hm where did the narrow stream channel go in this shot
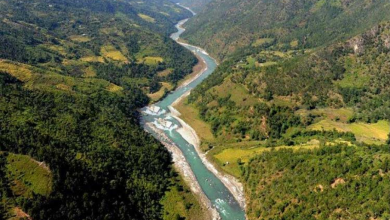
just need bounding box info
[140,8,246,220]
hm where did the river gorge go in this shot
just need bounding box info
[140,6,246,220]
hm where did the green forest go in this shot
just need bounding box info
[188,22,390,145]
[2,0,390,219]
[244,144,390,219]
[173,0,390,219]
[0,71,170,219]
[182,0,390,61]
[0,0,203,219]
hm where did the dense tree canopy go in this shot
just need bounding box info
[0,71,173,219]
[244,144,390,219]
[182,0,390,61]
[0,0,197,218]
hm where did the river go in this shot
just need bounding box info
[140,7,246,220]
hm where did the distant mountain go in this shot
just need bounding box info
[182,0,390,61]
[0,0,201,219]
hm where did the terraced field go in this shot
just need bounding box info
[309,120,389,145]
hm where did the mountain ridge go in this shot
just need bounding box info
[182,0,390,61]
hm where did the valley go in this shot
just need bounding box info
[1,0,390,219]
[141,15,246,219]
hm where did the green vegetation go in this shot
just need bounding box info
[183,0,390,61]
[137,56,164,65]
[244,144,390,219]
[0,0,203,219]
[100,45,128,62]
[214,141,319,177]
[148,82,174,102]
[0,153,11,219]
[188,23,390,145]
[3,0,390,219]
[175,1,390,218]
[174,97,215,151]
[161,174,211,220]
[138,13,156,23]
[309,120,389,145]
[0,69,170,219]
[6,154,52,198]
[0,0,197,96]
[252,38,274,47]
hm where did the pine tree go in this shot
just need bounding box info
[387,133,390,145]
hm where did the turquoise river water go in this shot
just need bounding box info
[140,10,246,220]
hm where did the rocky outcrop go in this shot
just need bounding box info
[348,37,365,55]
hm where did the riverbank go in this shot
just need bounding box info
[168,8,246,212]
[141,6,246,219]
[169,99,247,209]
[147,40,219,220]
[177,54,207,89]
[174,19,220,66]
[145,122,220,220]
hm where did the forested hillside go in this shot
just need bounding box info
[189,22,390,145]
[0,0,196,93]
[0,0,202,219]
[183,0,390,61]
[175,1,390,218]
[244,144,390,219]
[0,71,168,219]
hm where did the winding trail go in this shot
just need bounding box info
[140,5,246,220]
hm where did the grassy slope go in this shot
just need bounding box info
[161,174,211,220]
[148,82,173,102]
[6,154,52,198]
[174,97,216,151]
[309,120,389,145]
[0,0,196,97]
[3,153,52,218]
